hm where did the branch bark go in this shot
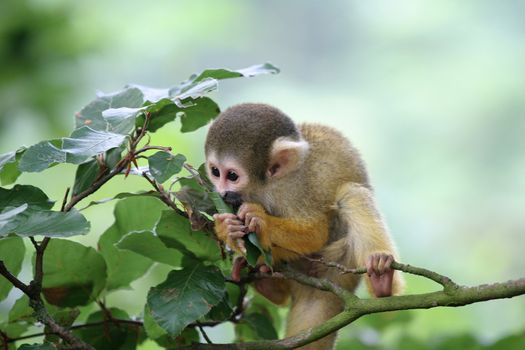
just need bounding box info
[178,263,525,350]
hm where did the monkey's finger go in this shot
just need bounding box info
[225,218,244,226]
[236,238,246,254]
[366,255,375,276]
[237,203,256,221]
[228,231,246,239]
[247,216,259,233]
[377,255,387,274]
[227,224,246,233]
[245,212,258,228]
[237,204,247,220]
[384,254,394,269]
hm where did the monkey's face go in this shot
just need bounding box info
[206,152,250,209]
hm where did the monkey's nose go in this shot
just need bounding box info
[222,191,243,212]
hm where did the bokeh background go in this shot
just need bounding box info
[1,0,524,348]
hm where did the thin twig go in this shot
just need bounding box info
[29,237,39,250]
[61,187,71,211]
[303,256,366,274]
[134,145,172,156]
[196,322,213,344]
[0,260,29,295]
[305,257,459,292]
[30,237,50,297]
[6,319,143,343]
[141,171,187,216]
[0,331,8,350]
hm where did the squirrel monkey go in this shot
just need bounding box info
[205,103,404,350]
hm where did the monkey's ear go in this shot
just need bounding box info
[267,138,309,179]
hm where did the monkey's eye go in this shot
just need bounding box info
[211,166,220,177]
[226,170,239,182]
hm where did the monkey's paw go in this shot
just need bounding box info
[366,252,394,298]
[237,203,271,249]
[213,212,247,253]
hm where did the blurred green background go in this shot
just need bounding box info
[1,0,524,348]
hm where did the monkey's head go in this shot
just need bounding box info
[205,103,309,208]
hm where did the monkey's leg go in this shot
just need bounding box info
[286,283,343,350]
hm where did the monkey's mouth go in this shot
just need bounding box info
[222,191,243,212]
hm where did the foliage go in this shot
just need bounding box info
[0,63,281,349]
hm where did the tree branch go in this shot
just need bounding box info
[177,262,525,350]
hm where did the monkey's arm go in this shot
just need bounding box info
[237,203,330,261]
[336,183,405,296]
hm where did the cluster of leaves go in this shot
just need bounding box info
[0,63,281,349]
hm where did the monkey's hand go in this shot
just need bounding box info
[366,252,394,298]
[237,203,271,249]
[213,213,247,254]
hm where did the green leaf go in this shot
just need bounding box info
[0,148,26,185]
[137,96,220,133]
[102,106,145,134]
[0,236,25,302]
[0,184,54,210]
[148,151,186,183]
[140,99,180,132]
[144,306,200,348]
[156,210,221,262]
[0,322,28,344]
[128,85,169,103]
[62,126,127,164]
[0,186,63,236]
[75,308,142,350]
[18,140,65,173]
[0,151,16,169]
[0,207,90,238]
[105,146,124,169]
[243,233,262,267]
[174,79,218,100]
[75,87,144,131]
[179,97,221,133]
[9,295,33,323]
[193,62,280,82]
[0,205,29,235]
[143,305,167,339]
[202,295,233,323]
[116,230,184,266]
[209,192,233,214]
[147,264,225,336]
[39,239,107,307]
[99,225,153,292]
[237,312,278,340]
[247,232,272,267]
[98,196,165,290]
[72,159,100,196]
